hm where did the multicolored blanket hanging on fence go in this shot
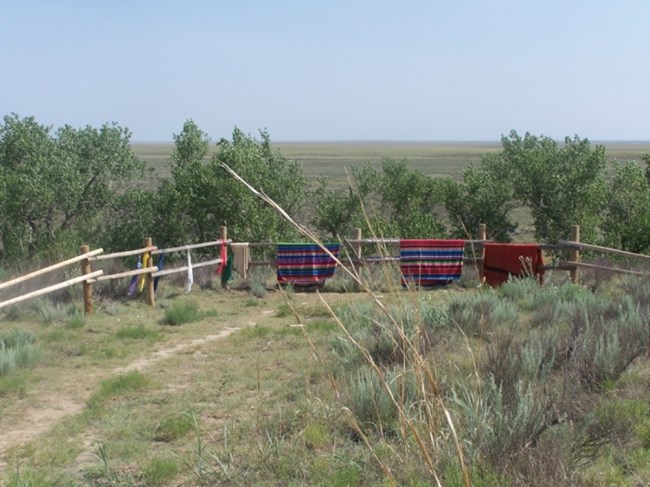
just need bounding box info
[276,243,340,286]
[400,239,465,287]
[482,243,544,287]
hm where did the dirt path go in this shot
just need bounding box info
[0,307,275,478]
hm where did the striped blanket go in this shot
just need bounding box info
[276,243,341,286]
[400,239,465,287]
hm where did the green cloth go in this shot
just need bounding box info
[220,248,234,286]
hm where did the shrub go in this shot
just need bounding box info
[347,365,418,433]
[450,377,552,468]
[0,329,38,376]
[142,456,179,486]
[447,292,518,337]
[161,301,202,326]
[153,412,195,442]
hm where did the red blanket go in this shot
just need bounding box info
[483,243,544,287]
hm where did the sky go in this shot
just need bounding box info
[1,0,649,142]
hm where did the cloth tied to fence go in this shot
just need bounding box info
[216,240,228,276]
[276,243,340,286]
[127,258,142,297]
[400,239,465,287]
[137,251,151,293]
[185,251,194,293]
[230,243,250,278]
[483,243,544,287]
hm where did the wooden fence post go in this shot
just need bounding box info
[353,227,362,292]
[145,237,155,307]
[478,223,487,281]
[220,226,228,289]
[569,225,580,283]
[80,245,94,314]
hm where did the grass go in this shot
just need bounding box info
[5,134,650,484]
[1,276,650,485]
[160,300,203,326]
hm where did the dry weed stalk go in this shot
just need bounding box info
[221,162,471,487]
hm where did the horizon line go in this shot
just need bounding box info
[131,139,650,145]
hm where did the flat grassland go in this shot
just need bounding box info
[134,140,650,185]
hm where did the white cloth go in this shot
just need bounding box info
[185,251,194,293]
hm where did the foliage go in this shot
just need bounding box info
[213,127,308,242]
[601,161,650,252]
[311,158,447,239]
[498,131,606,243]
[443,155,518,241]
[161,300,203,326]
[375,158,447,237]
[0,328,38,376]
[168,120,214,244]
[310,162,380,238]
[0,114,144,262]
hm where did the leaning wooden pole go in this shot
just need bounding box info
[569,225,580,283]
[80,245,94,314]
[145,238,156,307]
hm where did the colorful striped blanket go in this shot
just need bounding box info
[400,239,465,287]
[276,243,341,286]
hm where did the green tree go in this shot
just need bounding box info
[375,159,447,238]
[310,163,381,239]
[643,154,650,185]
[443,154,518,241]
[601,161,650,253]
[168,120,213,243]
[499,131,606,243]
[310,159,448,239]
[0,114,144,262]
[213,128,307,242]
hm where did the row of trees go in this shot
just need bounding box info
[2,113,650,266]
[0,115,306,265]
[314,131,650,253]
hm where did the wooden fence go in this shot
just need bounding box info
[1,224,649,314]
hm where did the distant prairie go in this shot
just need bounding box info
[132,140,650,184]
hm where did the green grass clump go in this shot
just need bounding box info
[4,468,52,487]
[161,301,203,326]
[153,412,196,442]
[0,329,39,376]
[116,324,160,341]
[88,371,151,410]
[142,456,180,486]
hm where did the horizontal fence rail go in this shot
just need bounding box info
[151,239,230,255]
[557,240,650,262]
[90,246,155,261]
[152,258,223,278]
[4,223,650,314]
[0,248,104,292]
[90,266,160,283]
[0,270,104,310]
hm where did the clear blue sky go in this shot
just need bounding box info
[2,0,649,142]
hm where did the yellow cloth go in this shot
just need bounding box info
[137,252,151,293]
[230,243,250,279]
